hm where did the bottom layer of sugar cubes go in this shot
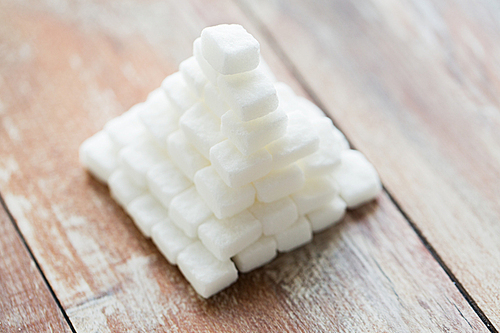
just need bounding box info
[79,23,382,298]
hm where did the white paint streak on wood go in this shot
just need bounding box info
[2,117,22,142]
[67,295,114,333]
[0,156,19,183]
[4,193,33,238]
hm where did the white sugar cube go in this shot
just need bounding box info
[104,105,149,149]
[201,24,260,75]
[232,236,277,273]
[299,117,344,177]
[267,112,320,170]
[333,127,350,151]
[253,163,305,203]
[275,82,298,112]
[146,160,191,208]
[194,38,219,85]
[202,82,229,117]
[167,130,210,181]
[220,108,288,156]
[179,56,207,97]
[334,150,381,208]
[210,140,272,188]
[118,139,169,187]
[312,117,350,151]
[108,169,146,207]
[138,89,179,149]
[179,102,226,159]
[151,219,194,265]
[79,131,118,183]
[248,197,298,235]
[169,187,213,238]
[161,72,197,115]
[198,210,262,261]
[217,69,279,121]
[194,166,256,219]
[296,96,325,118]
[275,216,312,252]
[127,194,168,237]
[307,196,346,232]
[291,176,338,215]
[257,57,277,82]
[144,88,171,112]
[177,241,238,298]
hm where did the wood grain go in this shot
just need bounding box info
[237,0,500,327]
[0,0,492,331]
[0,201,72,332]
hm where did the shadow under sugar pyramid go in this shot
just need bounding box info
[79,24,382,298]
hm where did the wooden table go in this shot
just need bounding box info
[1,0,499,331]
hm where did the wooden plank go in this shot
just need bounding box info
[0,0,489,331]
[0,201,73,332]
[237,0,500,327]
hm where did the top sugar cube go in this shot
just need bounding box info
[201,24,260,75]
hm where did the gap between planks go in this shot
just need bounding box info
[232,1,499,332]
[0,193,78,333]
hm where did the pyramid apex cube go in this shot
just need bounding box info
[201,24,260,75]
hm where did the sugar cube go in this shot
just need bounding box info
[194,38,219,85]
[313,116,349,149]
[248,197,298,235]
[210,140,272,188]
[104,104,149,149]
[253,163,305,203]
[126,194,169,237]
[275,216,313,252]
[161,72,197,115]
[118,139,169,187]
[266,112,319,170]
[295,96,325,118]
[201,24,260,75]
[291,176,338,215]
[177,241,238,298]
[144,87,172,112]
[167,130,210,181]
[79,131,118,183]
[275,82,298,112]
[333,127,350,151]
[220,108,288,156]
[202,82,229,117]
[194,166,256,219]
[257,57,277,82]
[179,56,207,97]
[179,102,226,159]
[217,68,279,121]
[138,89,179,149]
[299,117,344,177]
[108,169,146,207]
[146,160,191,208]
[169,186,213,238]
[307,196,346,232]
[198,210,262,261]
[333,150,381,208]
[232,236,277,273]
[151,219,194,265]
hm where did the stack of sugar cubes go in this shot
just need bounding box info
[79,24,381,298]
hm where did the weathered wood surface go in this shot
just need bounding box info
[0,201,72,332]
[0,0,496,331]
[237,0,500,327]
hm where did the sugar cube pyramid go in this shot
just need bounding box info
[79,24,382,298]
